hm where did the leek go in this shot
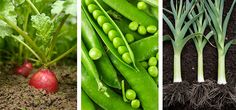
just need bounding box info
[204,0,236,84]
[163,0,202,82]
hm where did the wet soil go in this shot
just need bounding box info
[163,0,236,110]
[0,63,77,110]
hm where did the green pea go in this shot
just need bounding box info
[129,21,139,31]
[92,10,103,19]
[89,47,102,60]
[131,99,140,109]
[125,34,134,43]
[102,23,113,34]
[97,16,108,26]
[87,4,98,13]
[108,30,118,41]
[138,25,147,35]
[137,2,147,10]
[148,66,158,77]
[148,57,157,66]
[125,89,136,100]
[141,61,148,69]
[122,52,132,64]
[85,0,93,5]
[147,25,157,33]
[118,46,128,54]
[113,37,124,48]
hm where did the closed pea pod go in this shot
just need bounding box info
[108,52,158,110]
[82,10,120,89]
[82,90,96,110]
[103,0,157,27]
[130,33,158,61]
[82,64,134,110]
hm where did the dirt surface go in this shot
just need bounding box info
[163,0,236,109]
[0,63,77,110]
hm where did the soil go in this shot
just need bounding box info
[0,62,77,110]
[163,0,236,110]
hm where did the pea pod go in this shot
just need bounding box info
[102,0,157,27]
[82,2,138,70]
[82,64,134,110]
[82,9,120,89]
[114,18,143,40]
[108,52,158,110]
[130,33,158,61]
[82,90,96,110]
[81,41,107,92]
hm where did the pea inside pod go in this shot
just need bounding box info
[83,0,137,68]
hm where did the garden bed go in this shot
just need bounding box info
[163,0,236,109]
[0,63,77,110]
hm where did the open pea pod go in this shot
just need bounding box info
[103,0,157,27]
[82,0,138,70]
[81,41,107,93]
[130,33,158,61]
[82,9,120,89]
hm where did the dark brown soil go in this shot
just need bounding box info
[0,63,77,110]
[163,0,236,110]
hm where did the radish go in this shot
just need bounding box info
[29,69,58,93]
[16,60,33,77]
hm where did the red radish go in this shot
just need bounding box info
[29,69,58,93]
[16,60,33,77]
[23,60,33,71]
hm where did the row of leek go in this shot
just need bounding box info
[164,0,236,85]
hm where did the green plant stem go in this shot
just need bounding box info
[48,15,69,57]
[217,49,226,84]
[44,44,76,67]
[26,0,40,15]
[197,50,204,82]
[0,16,46,63]
[11,35,42,62]
[173,51,182,82]
[121,80,128,102]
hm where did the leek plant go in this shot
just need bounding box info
[163,0,202,82]
[188,2,214,82]
[204,0,236,84]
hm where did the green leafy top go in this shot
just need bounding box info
[0,0,16,38]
